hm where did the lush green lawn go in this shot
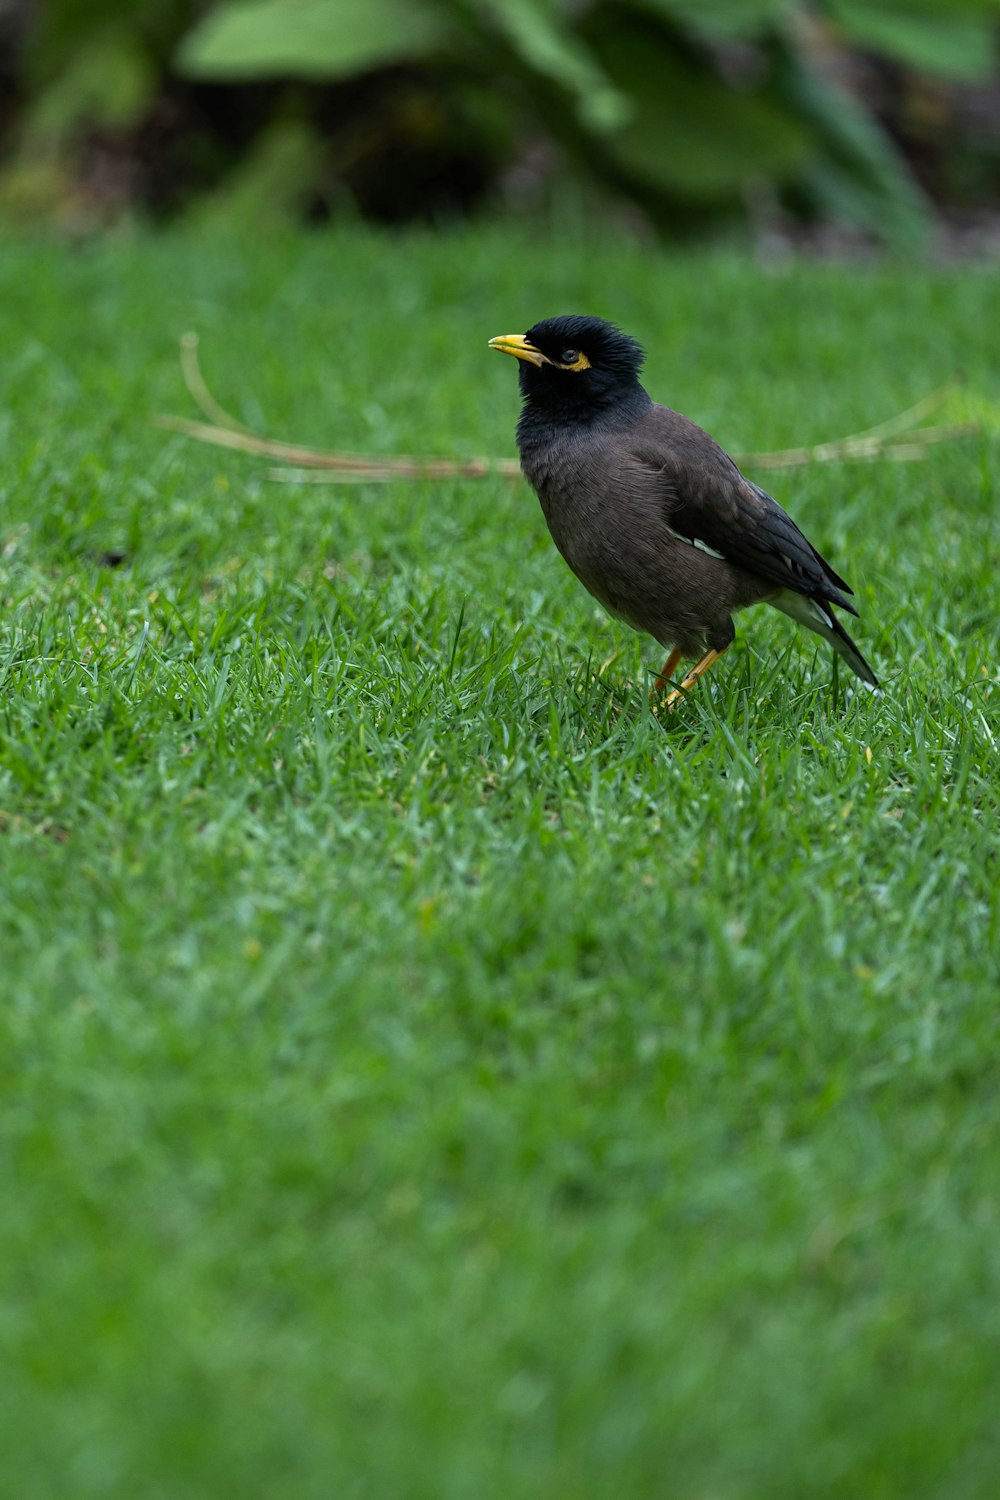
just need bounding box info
[1,226,997,1498]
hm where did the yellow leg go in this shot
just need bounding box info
[662,645,729,711]
[652,647,682,697]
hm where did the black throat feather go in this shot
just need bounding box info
[513,314,652,454]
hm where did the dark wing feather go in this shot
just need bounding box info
[633,404,858,616]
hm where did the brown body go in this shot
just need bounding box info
[490,315,878,700]
[522,405,775,660]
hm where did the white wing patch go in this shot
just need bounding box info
[771,589,832,633]
[664,525,726,561]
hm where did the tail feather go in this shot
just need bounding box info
[770,589,879,690]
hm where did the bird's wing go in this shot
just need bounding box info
[633,404,858,615]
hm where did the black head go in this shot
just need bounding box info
[489,315,647,423]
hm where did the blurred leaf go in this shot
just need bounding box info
[188,118,326,226]
[843,0,1000,15]
[23,1,198,78]
[631,0,796,41]
[467,0,631,129]
[26,32,157,136]
[774,38,934,248]
[583,13,812,200]
[827,3,998,82]
[177,0,449,80]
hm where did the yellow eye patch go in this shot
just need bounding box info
[555,351,591,372]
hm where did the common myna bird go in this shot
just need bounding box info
[489,315,878,707]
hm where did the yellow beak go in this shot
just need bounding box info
[488,333,546,367]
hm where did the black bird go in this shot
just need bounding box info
[489,315,878,708]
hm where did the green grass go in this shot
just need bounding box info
[0,225,998,1499]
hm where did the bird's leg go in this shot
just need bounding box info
[652,647,682,697]
[662,645,729,711]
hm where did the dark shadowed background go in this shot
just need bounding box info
[2,0,999,252]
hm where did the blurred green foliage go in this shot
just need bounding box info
[1,0,998,243]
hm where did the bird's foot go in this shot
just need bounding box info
[653,645,729,714]
[651,647,682,698]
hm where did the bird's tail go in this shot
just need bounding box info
[771,589,879,691]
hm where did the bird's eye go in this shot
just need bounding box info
[560,348,580,365]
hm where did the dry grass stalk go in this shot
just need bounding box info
[155,333,980,483]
